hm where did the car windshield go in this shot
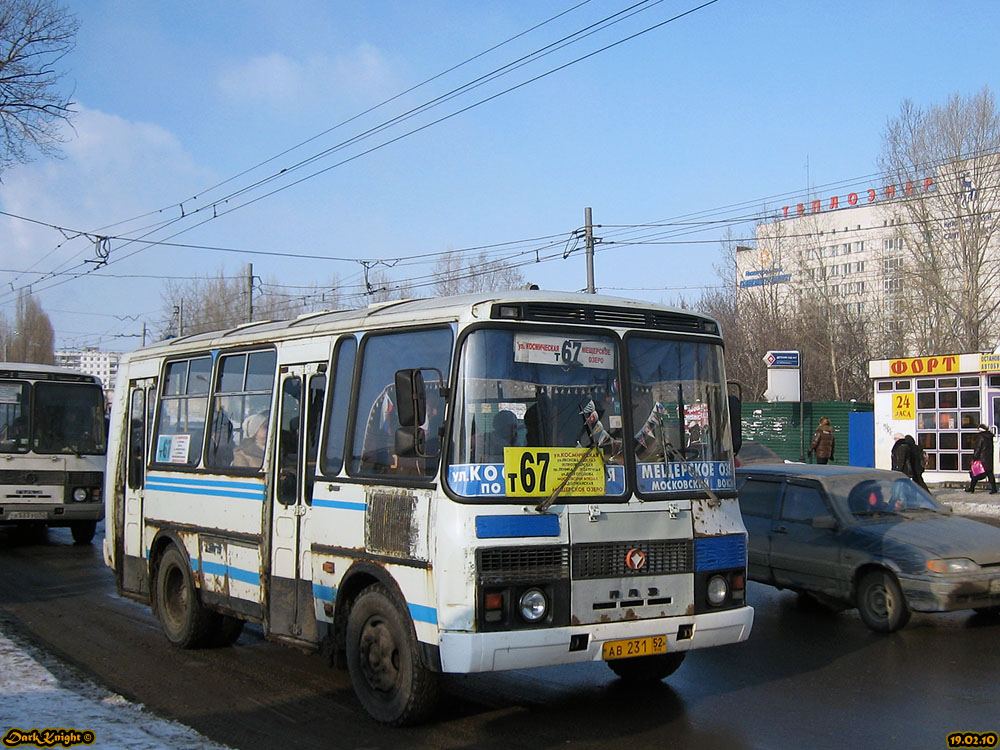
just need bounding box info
[447,327,626,501]
[828,475,942,517]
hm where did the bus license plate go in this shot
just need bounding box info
[6,511,47,520]
[602,635,667,661]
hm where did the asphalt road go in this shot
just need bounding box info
[1,522,998,750]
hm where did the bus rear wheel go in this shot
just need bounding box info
[154,545,217,648]
[70,520,96,545]
[346,584,439,725]
[607,652,686,682]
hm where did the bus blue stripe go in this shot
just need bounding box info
[408,603,437,624]
[312,584,336,602]
[312,498,367,511]
[146,483,265,501]
[199,559,261,586]
[146,475,266,491]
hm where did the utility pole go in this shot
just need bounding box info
[584,207,596,294]
[176,300,184,338]
[246,263,254,323]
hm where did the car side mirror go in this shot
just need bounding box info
[812,515,838,530]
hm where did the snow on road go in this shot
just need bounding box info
[0,628,230,750]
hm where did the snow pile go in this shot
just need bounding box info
[0,629,231,750]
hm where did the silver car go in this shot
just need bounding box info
[737,464,1000,632]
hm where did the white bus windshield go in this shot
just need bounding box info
[448,328,627,501]
[627,335,734,495]
[32,383,107,455]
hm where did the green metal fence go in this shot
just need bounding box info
[741,401,873,465]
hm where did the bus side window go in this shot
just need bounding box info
[153,356,212,468]
[127,389,145,489]
[350,328,452,479]
[320,336,357,477]
[205,350,277,472]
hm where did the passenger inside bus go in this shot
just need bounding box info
[482,409,518,462]
[233,411,269,469]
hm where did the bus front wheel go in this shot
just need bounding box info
[607,652,686,682]
[154,545,217,648]
[345,584,439,725]
[70,520,96,545]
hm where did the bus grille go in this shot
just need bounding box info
[477,546,569,585]
[572,540,693,579]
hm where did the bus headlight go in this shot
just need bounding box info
[72,488,89,502]
[519,588,548,622]
[706,575,729,606]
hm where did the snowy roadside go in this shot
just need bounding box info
[0,628,231,750]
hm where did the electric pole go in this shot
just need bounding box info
[584,206,596,294]
[246,263,254,323]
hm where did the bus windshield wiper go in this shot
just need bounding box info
[535,400,608,514]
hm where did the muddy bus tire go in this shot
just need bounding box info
[154,545,217,649]
[346,584,440,725]
[212,615,245,647]
[607,652,686,682]
[70,520,97,545]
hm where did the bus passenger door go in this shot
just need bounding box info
[121,378,155,595]
[269,365,326,641]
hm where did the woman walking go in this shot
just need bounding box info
[808,416,835,465]
[966,423,997,494]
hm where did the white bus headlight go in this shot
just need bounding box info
[707,575,729,606]
[519,588,548,622]
[72,488,89,502]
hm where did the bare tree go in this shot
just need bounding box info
[0,0,78,172]
[2,290,54,362]
[432,250,525,296]
[878,87,1000,353]
[159,269,341,339]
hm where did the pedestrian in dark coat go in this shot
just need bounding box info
[967,424,997,494]
[808,416,835,464]
[904,435,929,491]
[890,433,911,474]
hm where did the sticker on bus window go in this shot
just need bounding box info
[156,434,191,464]
[513,334,614,369]
[502,447,605,497]
[0,384,21,403]
[448,461,625,498]
[636,460,735,493]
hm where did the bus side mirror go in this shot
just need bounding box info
[395,369,428,459]
[728,393,742,456]
[395,369,426,428]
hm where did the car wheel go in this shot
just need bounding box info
[857,569,911,633]
[154,545,218,648]
[607,652,686,682]
[346,584,439,725]
[70,520,97,545]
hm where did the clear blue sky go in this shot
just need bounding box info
[2,0,998,350]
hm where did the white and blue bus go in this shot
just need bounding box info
[1,363,107,544]
[104,291,752,724]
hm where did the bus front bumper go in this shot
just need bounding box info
[438,604,753,673]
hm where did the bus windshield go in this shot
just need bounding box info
[627,335,734,495]
[32,383,107,455]
[448,327,626,501]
